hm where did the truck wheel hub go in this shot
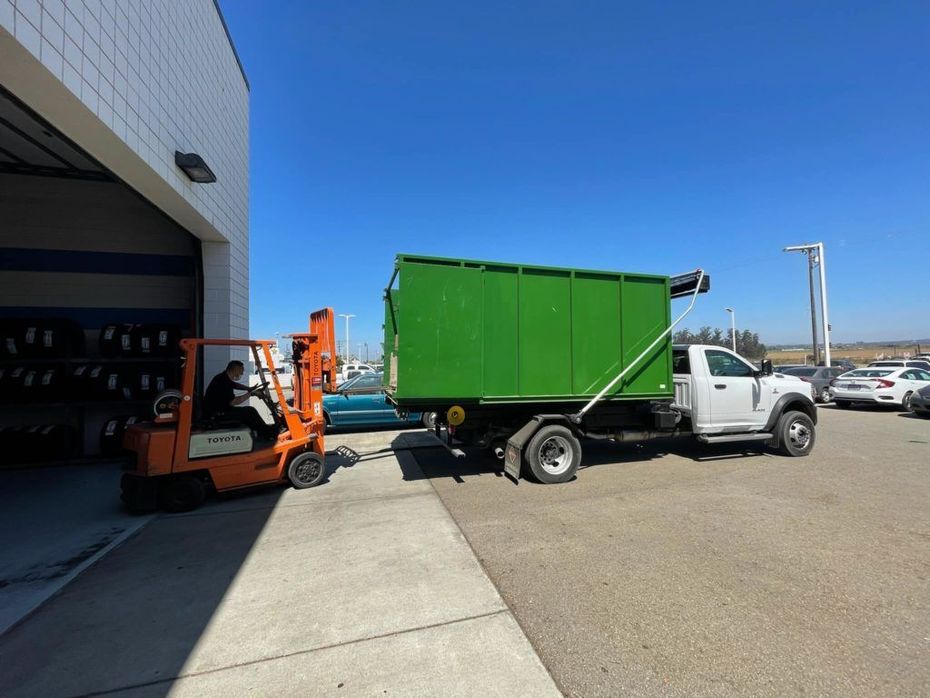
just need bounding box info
[539,436,572,474]
[788,421,811,449]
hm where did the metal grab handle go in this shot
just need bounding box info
[573,269,706,423]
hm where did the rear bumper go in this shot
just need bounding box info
[910,395,930,412]
[829,388,899,404]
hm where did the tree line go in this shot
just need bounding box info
[673,327,767,360]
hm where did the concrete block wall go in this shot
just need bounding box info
[1,0,250,369]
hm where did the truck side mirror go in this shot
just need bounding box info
[761,359,773,376]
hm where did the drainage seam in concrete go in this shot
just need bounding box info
[70,609,511,698]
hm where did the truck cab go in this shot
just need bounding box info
[672,344,817,447]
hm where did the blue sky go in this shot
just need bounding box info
[221,1,930,355]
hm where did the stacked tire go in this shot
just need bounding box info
[0,424,78,463]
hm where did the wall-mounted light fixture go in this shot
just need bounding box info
[174,151,216,183]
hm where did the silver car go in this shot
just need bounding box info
[780,366,845,403]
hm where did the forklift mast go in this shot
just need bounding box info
[289,308,337,422]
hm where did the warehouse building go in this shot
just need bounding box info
[0,0,249,462]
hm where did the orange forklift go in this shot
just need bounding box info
[120,308,338,513]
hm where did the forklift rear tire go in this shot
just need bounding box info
[288,452,327,489]
[160,475,206,513]
[524,424,581,484]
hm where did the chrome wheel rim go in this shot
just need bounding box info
[788,420,811,450]
[538,435,572,475]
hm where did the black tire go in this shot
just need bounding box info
[774,410,815,457]
[818,387,831,403]
[120,474,158,514]
[160,475,206,512]
[902,391,914,412]
[524,424,581,484]
[834,400,851,408]
[916,412,930,420]
[421,411,437,430]
[287,451,326,489]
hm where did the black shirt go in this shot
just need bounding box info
[204,372,236,416]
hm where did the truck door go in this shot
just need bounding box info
[702,349,769,429]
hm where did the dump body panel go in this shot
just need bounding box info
[385,255,673,404]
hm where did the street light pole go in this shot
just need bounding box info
[725,307,736,352]
[816,243,832,367]
[337,313,355,363]
[785,243,831,366]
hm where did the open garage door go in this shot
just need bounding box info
[0,87,201,463]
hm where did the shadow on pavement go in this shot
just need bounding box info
[0,486,286,698]
[392,434,768,486]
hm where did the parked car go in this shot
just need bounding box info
[780,366,846,403]
[323,372,433,429]
[868,359,930,371]
[338,362,376,383]
[909,385,930,418]
[827,359,856,372]
[774,364,807,373]
[830,367,930,410]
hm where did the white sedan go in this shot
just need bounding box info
[830,367,930,410]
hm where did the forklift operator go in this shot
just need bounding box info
[204,360,277,440]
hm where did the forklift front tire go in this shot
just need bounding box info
[160,475,206,513]
[288,452,327,489]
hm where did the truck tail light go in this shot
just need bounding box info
[875,379,895,389]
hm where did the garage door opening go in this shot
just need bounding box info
[0,86,203,465]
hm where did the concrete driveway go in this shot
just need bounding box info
[407,407,930,697]
[0,463,154,636]
[0,430,558,697]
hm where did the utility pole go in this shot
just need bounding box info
[785,243,831,366]
[807,252,819,365]
[817,243,832,367]
[337,313,355,363]
[725,308,736,352]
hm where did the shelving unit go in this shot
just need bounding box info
[0,321,185,464]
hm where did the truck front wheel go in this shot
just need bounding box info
[525,424,581,484]
[774,410,815,457]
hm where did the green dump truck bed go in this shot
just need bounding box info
[384,254,676,405]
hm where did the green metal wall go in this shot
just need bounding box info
[385,255,672,403]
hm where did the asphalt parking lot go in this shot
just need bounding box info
[410,406,930,697]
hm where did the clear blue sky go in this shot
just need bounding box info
[221,1,930,355]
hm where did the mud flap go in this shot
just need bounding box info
[504,417,546,482]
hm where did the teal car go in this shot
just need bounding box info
[323,372,431,429]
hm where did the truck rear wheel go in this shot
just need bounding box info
[525,424,581,484]
[774,410,815,457]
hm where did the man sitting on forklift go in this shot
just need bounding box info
[204,360,278,440]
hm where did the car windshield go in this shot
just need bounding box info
[844,369,893,378]
[784,368,817,377]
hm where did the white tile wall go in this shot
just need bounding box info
[2,0,250,369]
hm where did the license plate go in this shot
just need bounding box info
[845,384,862,390]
